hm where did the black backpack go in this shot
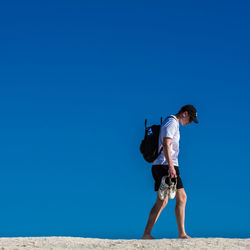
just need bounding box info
[140,116,175,163]
[139,117,163,163]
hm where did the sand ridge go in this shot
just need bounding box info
[0,237,249,249]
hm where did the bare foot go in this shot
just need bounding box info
[179,234,191,239]
[141,234,155,240]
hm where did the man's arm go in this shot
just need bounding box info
[162,137,177,178]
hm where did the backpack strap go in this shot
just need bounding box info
[167,115,177,121]
[158,146,163,155]
[157,116,163,155]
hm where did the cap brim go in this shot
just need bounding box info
[193,117,199,124]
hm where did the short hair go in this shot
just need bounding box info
[176,106,187,115]
[176,104,197,115]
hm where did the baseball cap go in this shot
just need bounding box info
[180,105,198,124]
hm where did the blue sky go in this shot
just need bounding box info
[0,0,249,239]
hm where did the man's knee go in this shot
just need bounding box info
[176,191,187,207]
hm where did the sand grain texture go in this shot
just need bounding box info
[0,237,249,250]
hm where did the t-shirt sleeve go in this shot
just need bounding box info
[162,119,177,139]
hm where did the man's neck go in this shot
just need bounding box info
[174,114,180,123]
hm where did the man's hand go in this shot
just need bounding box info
[168,166,177,178]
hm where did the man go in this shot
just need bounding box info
[142,104,198,239]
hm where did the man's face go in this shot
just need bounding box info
[182,111,193,126]
[187,115,193,125]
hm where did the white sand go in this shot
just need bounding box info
[0,237,249,250]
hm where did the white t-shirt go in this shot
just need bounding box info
[153,115,180,166]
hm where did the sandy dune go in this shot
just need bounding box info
[0,237,249,249]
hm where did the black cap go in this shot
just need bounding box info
[180,105,198,124]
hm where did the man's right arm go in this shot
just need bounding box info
[162,137,177,178]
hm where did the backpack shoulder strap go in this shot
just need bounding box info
[167,115,176,119]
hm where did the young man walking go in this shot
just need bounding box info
[142,105,198,239]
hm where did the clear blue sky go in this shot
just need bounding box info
[0,0,249,239]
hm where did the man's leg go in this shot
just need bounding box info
[175,188,190,239]
[142,194,168,239]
